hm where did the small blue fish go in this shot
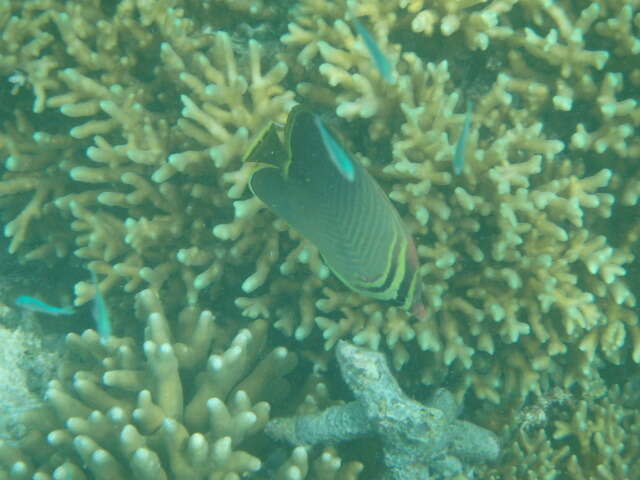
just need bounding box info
[15,296,74,316]
[91,271,111,341]
[313,115,356,182]
[453,99,474,175]
[352,17,394,83]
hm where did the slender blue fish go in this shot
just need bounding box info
[453,99,474,175]
[352,17,394,83]
[91,271,111,340]
[15,296,74,316]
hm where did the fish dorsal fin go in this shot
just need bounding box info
[244,121,287,170]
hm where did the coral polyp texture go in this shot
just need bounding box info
[0,0,638,478]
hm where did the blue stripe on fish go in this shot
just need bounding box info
[313,115,356,182]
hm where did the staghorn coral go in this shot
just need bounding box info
[0,0,638,477]
[1,0,636,392]
[487,374,640,479]
[0,0,296,314]
[280,0,639,406]
[0,289,323,479]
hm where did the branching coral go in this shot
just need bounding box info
[0,0,638,477]
[488,375,640,479]
[0,0,295,314]
[0,290,300,479]
[280,0,638,407]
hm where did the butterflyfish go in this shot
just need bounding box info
[351,16,394,83]
[15,296,74,316]
[453,99,474,175]
[245,106,425,319]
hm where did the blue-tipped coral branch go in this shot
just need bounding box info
[266,341,499,479]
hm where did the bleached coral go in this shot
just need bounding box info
[267,342,500,479]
